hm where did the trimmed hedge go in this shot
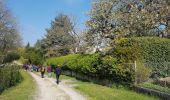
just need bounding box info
[47,53,134,85]
[109,37,170,78]
[0,64,22,93]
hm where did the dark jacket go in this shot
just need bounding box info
[55,67,61,75]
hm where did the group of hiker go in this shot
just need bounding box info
[23,64,39,72]
[23,64,62,84]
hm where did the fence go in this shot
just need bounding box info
[123,61,170,84]
[124,61,170,99]
[62,70,117,87]
[133,86,170,100]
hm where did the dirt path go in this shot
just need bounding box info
[30,72,86,100]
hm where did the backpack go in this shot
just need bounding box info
[56,68,61,75]
[41,67,45,72]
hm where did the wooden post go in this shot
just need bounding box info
[134,61,137,85]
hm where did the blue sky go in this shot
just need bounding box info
[7,0,91,46]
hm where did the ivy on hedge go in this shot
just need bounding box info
[109,37,170,78]
[46,53,134,85]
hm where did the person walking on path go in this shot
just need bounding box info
[25,64,29,71]
[55,65,61,84]
[40,66,46,78]
[47,65,52,78]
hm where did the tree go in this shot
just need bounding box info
[0,0,22,53]
[26,42,30,49]
[86,0,170,48]
[41,13,78,58]
[24,47,44,65]
[85,0,116,49]
[34,40,41,49]
[112,0,170,38]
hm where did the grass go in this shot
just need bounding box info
[75,82,158,100]
[57,75,158,100]
[139,82,170,94]
[49,72,76,80]
[0,70,36,100]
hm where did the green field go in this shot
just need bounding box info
[0,70,36,100]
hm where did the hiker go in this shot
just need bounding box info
[40,66,46,78]
[47,65,52,78]
[28,64,32,71]
[35,65,38,72]
[55,65,61,84]
[23,64,26,70]
[25,64,29,71]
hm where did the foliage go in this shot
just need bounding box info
[85,0,170,49]
[0,64,22,93]
[46,53,134,85]
[112,0,170,38]
[85,0,115,47]
[47,54,81,69]
[3,52,20,63]
[40,13,78,58]
[0,71,36,100]
[109,37,170,78]
[0,1,22,53]
[23,47,44,65]
[136,61,151,84]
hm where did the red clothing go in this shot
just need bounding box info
[47,66,52,73]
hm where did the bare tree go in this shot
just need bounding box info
[0,0,22,53]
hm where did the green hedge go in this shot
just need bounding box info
[0,64,22,93]
[109,37,170,78]
[46,53,134,85]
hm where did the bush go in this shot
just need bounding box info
[3,52,20,63]
[46,54,134,85]
[24,47,44,65]
[0,64,22,93]
[136,61,151,84]
[109,37,170,78]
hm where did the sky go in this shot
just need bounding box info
[6,0,91,46]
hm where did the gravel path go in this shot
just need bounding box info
[30,72,86,100]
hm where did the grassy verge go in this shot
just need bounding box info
[0,70,36,100]
[56,74,158,100]
[139,82,170,94]
[74,82,158,100]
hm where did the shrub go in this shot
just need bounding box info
[47,54,81,69]
[0,64,22,93]
[46,53,134,85]
[3,52,20,63]
[109,37,170,78]
[136,61,151,84]
[24,47,44,65]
